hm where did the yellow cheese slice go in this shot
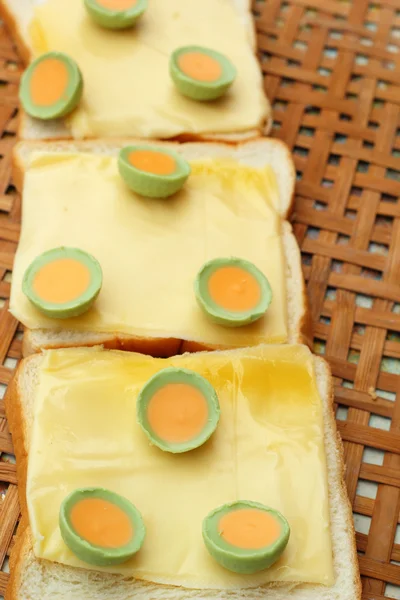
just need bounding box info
[10,152,288,347]
[29,0,268,138]
[27,344,334,588]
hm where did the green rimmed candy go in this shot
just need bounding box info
[84,0,147,29]
[137,367,220,454]
[22,247,102,319]
[19,52,83,120]
[202,501,290,574]
[118,145,191,198]
[170,46,236,101]
[59,487,146,566]
[194,257,272,328]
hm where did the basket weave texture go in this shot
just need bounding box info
[0,1,400,598]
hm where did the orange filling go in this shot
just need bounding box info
[70,498,133,548]
[147,383,208,443]
[178,52,222,83]
[30,58,69,107]
[208,266,261,312]
[219,509,281,550]
[96,0,138,9]
[33,258,91,304]
[128,150,176,176]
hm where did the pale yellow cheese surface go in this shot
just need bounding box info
[10,152,288,346]
[27,344,334,588]
[30,0,268,139]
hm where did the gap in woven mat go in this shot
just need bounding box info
[381,192,397,204]
[386,168,400,180]
[375,214,393,229]
[353,323,366,337]
[328,153,341,166]
[324,45,338,59]
[348,349,360,365]
[325,286,337,301]
[313,338,326,356]
[293,40,308,52]
[319,315,331,326]
[362,446,385,467]
[375,389,396,402]
[385,583,400,599]
[356,479,378,500]
[321,177,334,188]
[353,512,371,536]
[305,105,321,115]
[3,357,17,370]
[337,233,350,245]
[313,200,327,210]
[293,145,310,158]
[306,226,320,239]
[357,160,370,173]
[360,267,382,281]
[363,140,375,150]
[334,132,348,144]
[299,125,315,137]
[336,405,348,421]
[368,413,392,432]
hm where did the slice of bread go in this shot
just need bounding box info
[0,0,271,142]
[4,348,361,600]
[13,138,312,357]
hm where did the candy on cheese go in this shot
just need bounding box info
[28,0,268,138]
[10,152,288,347]
[27,344,334,588]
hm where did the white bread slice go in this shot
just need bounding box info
[13,138,312,357]
[4,348,361,600]
[0,0,271,142]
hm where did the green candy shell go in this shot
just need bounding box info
[59,487,146,566]
[137,367,220,453]
[118,145,191,198]
[194,257,272,328]
[20,52,83,120]
[84,0,147,29]
[170,46,236,101]
[22,247,102,319]
[202,501,290,574]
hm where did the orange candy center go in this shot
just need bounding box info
[147,383,209,443]
[33,258,91,304]
[128,150,177,176]
[208,266,261,312]
[96,0,138,10]
[219,509,281,550]
[178,52,222,83]
[30,58,69,107]
[70,498,133,548]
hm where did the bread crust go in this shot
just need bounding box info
[4,357,33,600]
[314,357,362,600]
[4,351,361,599]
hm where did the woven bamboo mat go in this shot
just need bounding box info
[0,0,399,598]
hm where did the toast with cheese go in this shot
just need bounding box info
[0,0,271,142]
[5,345,361,599]
[11,138,311,357]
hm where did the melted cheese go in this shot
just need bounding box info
[10,152,288,347]
[29,0,268,139]
[27,345,334,588]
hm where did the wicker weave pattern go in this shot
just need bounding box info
[0,1,399,598]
